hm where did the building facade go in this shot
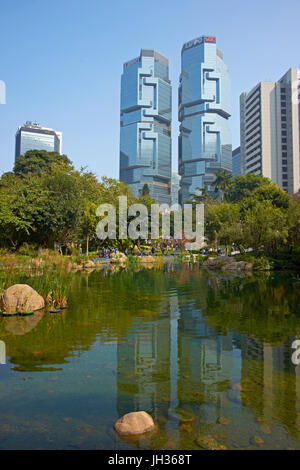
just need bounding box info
[232,146,241,177]
[120,49,172,205]
[240,68,300,194]
[171,171,181,206]
[178,36,232,203]
[15,121,62,161]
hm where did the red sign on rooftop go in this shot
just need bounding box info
[205,36,216,43]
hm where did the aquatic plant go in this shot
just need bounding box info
[126,255,141,268]
[196,254,205,264]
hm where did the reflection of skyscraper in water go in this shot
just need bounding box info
[116,284,238,425]
[269,337,300,438]
[177,300,234,423]
[116,299,171,422]
[116,292,183,445]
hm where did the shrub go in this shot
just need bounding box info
[18,243,38,257]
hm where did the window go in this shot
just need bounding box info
[282,160,287,165]
[282,138,287,143]
[282,167,287,172]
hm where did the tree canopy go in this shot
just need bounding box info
[1,150,300,260]
[14,150,73,176]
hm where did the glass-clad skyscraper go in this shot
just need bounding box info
[120,49,172,204]
[15,121,62,162]
[178,36,232,203]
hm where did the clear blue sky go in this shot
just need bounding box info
[1,0,299,179]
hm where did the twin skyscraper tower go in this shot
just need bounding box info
[119,36,232,205]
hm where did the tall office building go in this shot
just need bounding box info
[15,121,62,161]
[240,68,300,194]
[120,49,172,205]
[178,36,232,203]
[232,146,241,177]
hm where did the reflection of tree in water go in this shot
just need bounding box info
[197,272,300,345]
[0,265,300,445]
[0,267,171,372]
[195,271,300,440]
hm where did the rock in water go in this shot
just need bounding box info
[82,260,95,268]
[114,411,155,436]
[3,284,45,313]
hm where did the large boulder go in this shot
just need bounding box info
[203,256,253,271]
[111,253,127,263]
[203,256,233,268]
[2,284,45,313]
[81,260,95,269]
[114,411,155,436]
[237,261,253,271]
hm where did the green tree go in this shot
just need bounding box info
[189,186,209,203]
[213,170,232,201]
[287,201,300,252]
[252,183,290,208]
[292,190,300,203]
[243,201,288,255]
[14,150,73,176]
[205,203,241,250]
[80,201,98,254]
[141,183,150,197]
[226,173,271,202]
[0,172,48,247]
[37,167,83,248]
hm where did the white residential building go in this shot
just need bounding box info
[240,68,300,194]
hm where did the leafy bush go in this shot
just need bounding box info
[18,243,39,257]
[126,255,140,267]
[234,254,273,271]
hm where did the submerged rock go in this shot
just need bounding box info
[2,284,45,313]
[114,411,155,436]
[203,256,253,271]
[251,435,265,446]
[195,436,227,450]
[216,416,231,425]
[169,409,195,423]
[180,423,193,433]
[259,423,271,435]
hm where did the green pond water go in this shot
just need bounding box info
[0,264,300,450]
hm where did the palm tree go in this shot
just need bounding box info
[214,170,232,202]
[189,186,209,203]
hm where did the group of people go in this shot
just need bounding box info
[97,247,119,259]
[94,245,227,259]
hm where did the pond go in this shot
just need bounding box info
[0,264,299,450]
